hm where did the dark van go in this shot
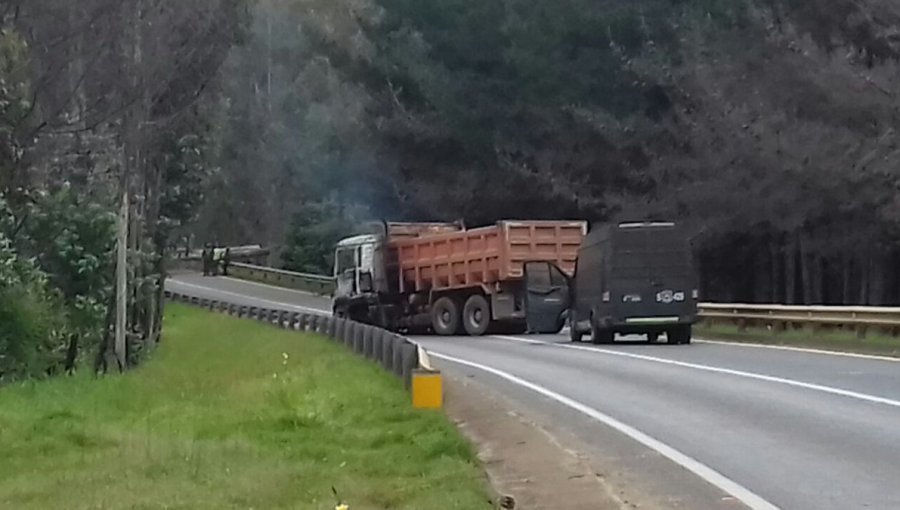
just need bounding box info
[568,222,698,345]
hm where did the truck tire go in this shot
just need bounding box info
[432,297,461,336]
[462,295,491,336]
[568,311,584,342]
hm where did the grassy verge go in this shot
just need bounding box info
[697,322,900,358]
[0,304,491,510]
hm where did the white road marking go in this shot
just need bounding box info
[167,279,330,315]
[493,335,900,410]
[695,339,900,363]
[430,351,780,510]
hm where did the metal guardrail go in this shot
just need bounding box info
[228,263,335,295]
[225,263,900,337]
[699,303,900,337]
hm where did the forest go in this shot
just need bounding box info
[201,0,900,306]
[2,0,900,379]
[0,0,248,380]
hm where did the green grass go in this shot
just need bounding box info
[0,304,492,510]
[698,322,900,358]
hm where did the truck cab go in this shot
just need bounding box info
[332,234,386,323]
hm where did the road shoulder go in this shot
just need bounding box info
[444,374,630,510]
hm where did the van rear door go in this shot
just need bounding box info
[610,227,695,323]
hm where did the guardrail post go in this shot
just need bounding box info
[342,320,353,346]
[248,306,258,319]
[354,323,365,354]
[316,316,327,334]
[372,329,384,363]
[400,343,418,389]
[362,326,374,358]
[334,318,344,341]
[164,290,173,299]
[209,300,218,311]
[181,294,190,303]
[392,338,405,377]
[379,330,394,370]
[327,317,337,339]
[287,312,298,330]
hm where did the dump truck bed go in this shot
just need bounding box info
[393,220,587,293]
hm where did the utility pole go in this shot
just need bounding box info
[114,190,129,370]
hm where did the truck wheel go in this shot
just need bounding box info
[432,297,461,336]
[568,312,584,343]
[462,295,491,336]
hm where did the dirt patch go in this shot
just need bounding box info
[445,375,630,510]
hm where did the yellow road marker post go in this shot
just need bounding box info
[412,369,443,409]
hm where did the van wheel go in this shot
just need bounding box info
[432,297,461,336]
[591,327,614,345]
[462,295,490,336]
[668,326,692,345]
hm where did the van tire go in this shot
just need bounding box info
[591,327,614,345]
[432,297,461,336]
[462,295,491,336]
[668,325,692,345]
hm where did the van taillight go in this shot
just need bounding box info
[692,289,699,300]
[602,291,611,302]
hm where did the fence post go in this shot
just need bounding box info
[289,312,300,330]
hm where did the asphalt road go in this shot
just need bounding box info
[167,274,900,510]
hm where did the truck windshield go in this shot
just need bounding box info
[336,247,356,274]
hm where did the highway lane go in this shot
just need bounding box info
[167,274,900,510]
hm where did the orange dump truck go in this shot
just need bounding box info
[332,220,587,335]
